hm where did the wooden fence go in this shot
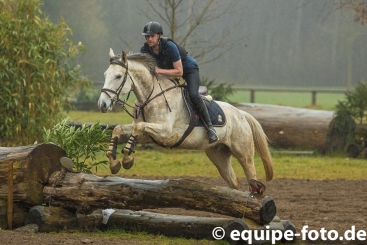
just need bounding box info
[93,82,346,106]
[232,88,346,106]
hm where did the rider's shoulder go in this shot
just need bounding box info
[162,38,179,52]
[161,37,175,46]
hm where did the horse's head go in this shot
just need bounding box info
[98,48,134,113]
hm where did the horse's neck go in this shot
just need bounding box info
[131,71,186,125]
[130,66,176,105]
[132,77,154,105]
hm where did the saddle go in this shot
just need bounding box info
[185,86,226,127]
[166,85,226,148]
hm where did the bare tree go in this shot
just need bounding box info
[311,0,367,88]
[139,0,246,65]
[318,0,367,25]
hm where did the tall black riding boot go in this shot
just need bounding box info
[194,99,219,144]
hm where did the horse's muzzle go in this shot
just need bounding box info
[98,99,108,113]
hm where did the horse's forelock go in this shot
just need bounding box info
[109,55,122,64]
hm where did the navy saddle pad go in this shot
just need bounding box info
[183,90,226,127]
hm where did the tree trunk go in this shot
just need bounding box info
[26,206,295,243]
[0,143,66,206]
[0,200,28,229]
[236,103,346,152]
[44,172,276,225]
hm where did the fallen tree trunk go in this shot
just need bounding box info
[0,199,28,229]
[26,206,294,244]
[0,144,66,206]
[236,103,356,152]
[43,172,276,225]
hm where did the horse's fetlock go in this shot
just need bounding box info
[123,146,135,155]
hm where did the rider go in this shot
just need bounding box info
[140,21,219,144]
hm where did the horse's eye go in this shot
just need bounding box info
[116,74,122,79]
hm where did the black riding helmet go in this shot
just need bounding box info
[142,21,163,35]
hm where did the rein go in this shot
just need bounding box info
[134,75,183,121]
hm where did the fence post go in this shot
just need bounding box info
[7,162,13,230]
[312,91,317,106]
[250,89,255,103]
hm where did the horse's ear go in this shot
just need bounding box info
[121,50,127,64]
[109,48,115,58]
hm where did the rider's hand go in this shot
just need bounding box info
[154,66,160,74]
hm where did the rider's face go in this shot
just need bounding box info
[145,34,160,47]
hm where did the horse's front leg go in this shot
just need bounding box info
[122,122,173,169]
[121,134,138,169]
[107,124,133,174]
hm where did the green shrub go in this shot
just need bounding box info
[75,89,100,104]
[328,80,367,152]
[41,119,110,173]
[200,77,234,102]
[0,0,90,146]
[336,80,367,124]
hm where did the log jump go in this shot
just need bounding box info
[26,206,295,243]
[43,172,276,225]
[0,144,295,244]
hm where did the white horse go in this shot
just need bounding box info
[98,49,273,193]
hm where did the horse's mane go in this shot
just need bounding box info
[111,52,157,74]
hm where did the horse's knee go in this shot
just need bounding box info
[133,122,146,133]
[112,124,133,144]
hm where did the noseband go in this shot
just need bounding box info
[100,58,133,105]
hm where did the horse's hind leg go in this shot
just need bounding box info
[205,144,239,189]
[231,142,266,194]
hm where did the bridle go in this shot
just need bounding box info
[100,58,133,107]
[101,55,183,119]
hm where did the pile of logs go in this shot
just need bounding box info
[0,143,295,244]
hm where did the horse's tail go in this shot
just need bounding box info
[244,112,274,181]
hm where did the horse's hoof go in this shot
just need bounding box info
[122,156,134,169]
[109,159,121,174]
[249,179,266,195]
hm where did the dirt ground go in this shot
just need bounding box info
[1,177,366,244]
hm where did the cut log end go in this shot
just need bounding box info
[259,196,276,225]
[0,143,66,206]
[224,219,249,244]
[281,220,297,242]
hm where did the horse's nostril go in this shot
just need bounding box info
[99,100,107,112]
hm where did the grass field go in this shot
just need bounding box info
[228,90,345,111]
[76,145,367,181]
